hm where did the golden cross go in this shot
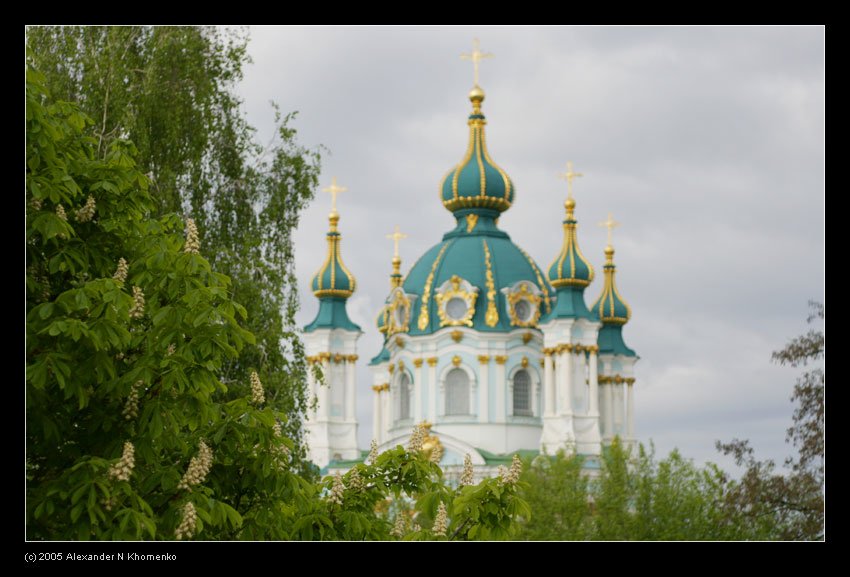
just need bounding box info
[322,176,347,214]
[598,212,620,246]
[558,161,584,200]
[386,225,408,258]
[461,38,493,87]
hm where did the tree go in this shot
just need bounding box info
[26,58,528,542]
[26,26,321,469]
[716,302,824,540]
[517,439,768,541]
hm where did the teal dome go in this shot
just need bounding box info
[547,198,594,289]
[591,246,631,325]
[440,91,515,215]
[310,213,356,299]
[401,212,553,335]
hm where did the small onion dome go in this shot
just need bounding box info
[591,245,631,325]
[547,198,594,288]
[440,88,515,215]
[310,213,356,299]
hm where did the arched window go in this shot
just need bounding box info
[445,368,469,415]
[397,373,411,421]
[513,370,531,416]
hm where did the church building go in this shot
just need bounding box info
[301,42,638,475]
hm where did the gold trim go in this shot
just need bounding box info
[333,353,343,364]
[539,358,545,367]
[451,330,464,343]
[372,384,382,393]
[426,357,438,367]
[395,336,406,348]
[482,240,499,327]
[413,358,424,368]
[398,360,406,371]
[452,355,462,367]
[314,289,355,298]
[466,213,479,233]
[521,356,529,368]
[505,282,542,328]
[346,354,359,362]
[442,195,512,213]
[388,288,412,336]
[522,332,533,344]
[547,200,594,289]
[478,355,491,364]
[494,355,508,365]
[435,275,478,328]
[388,363,395,374]
[517,246,551,314]
[381,383,390,392]
[417,242,452,331]
[598,375,635,385]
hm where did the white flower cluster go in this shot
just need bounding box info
[108,441,135,482]
[129,286,145,319]
[184,218,200,255]
[430,444,444,464]
[250,370,265,405]
[75,195,96,222]
[30,197,42,211]
[391,514,408,538]
[271,421,290,471]
[327,472,345,506]
[347,468,364,492]
[166,343,176,356]
[122,381,142,420]
[432,502,448,537]
[178,440,213,491]
[113,258,129,284]
[56,204,67,221]
[407,424,425,452]
[368,439,379,465]
[499,454,523,485]
[460,454,474,486]
[174,502,197,540]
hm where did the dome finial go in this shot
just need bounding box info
[385,224,408,288]
[558,161,584,203]
[599,212,620,259]
[461,38,493,92]
[322,176,347,219]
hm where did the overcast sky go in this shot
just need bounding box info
[237,25,824,470]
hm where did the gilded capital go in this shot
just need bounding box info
[427,357,438,367]
[478,355,491,364]
[494,355,508,365]
[413,358,424,368]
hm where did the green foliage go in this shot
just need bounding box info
[27,26,322,469]
[25,63,527,541]
[517,439,769,541]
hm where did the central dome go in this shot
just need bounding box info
[402,212,553,335]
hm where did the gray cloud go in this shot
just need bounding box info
[238,25,824,468]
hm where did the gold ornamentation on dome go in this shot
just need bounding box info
[395,336,406,349]
[413,358,424,368]
[517,246,551,314]
[435,275,478,328]
[522,332,533,344]
[478,355,491,364]
[494,355,508,365]
[505,281,542,328]
[387,287,415,336]
[426,357,438,367]
[466,213,479,233]
[451,330,464,343]
[482,240,499,327]
[417,242,452,331]
[521,356,529,368]
[452,355,462,367]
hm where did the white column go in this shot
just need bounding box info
[588,349,599,416]
[613,383,624,435]
[413,361,423,421]
[562,348,573,416]
[627,382,635,440]
[478,357,490,422]
[427,358,437,422]
[494,357,506,423]
[382,384,391,438]
[372,387,381,442]
[317,359,330,420]
[345,358,356,421]
[543,352,554,417]
[604,383,613,439]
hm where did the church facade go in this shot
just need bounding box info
[302,55,638,474]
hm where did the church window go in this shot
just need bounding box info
[397,373,411,420]
[513,370,531,416]
[445,368,469,415]
[446,296,469,321]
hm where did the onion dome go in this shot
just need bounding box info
[304,188,360,333]
[548,198,594,289]
[592,244,636,357]
[440,88,515,215]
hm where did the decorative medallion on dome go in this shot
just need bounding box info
[387,286,416,335]
[435,275,479,327]
[502,280,543,327]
